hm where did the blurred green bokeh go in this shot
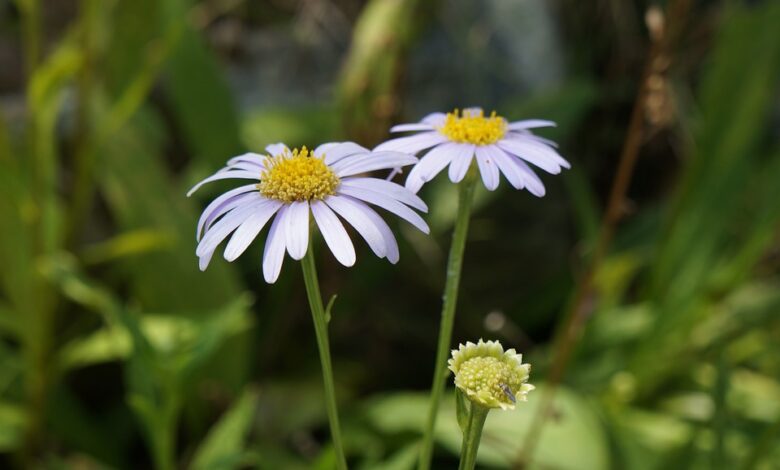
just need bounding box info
[0,0,779,468]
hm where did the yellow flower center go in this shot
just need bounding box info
[455,356,522,406]
[439,109,506,145]
[258,147,339,203]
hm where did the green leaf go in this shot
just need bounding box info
[191,388,260,470]
[365,386,609,469]
[79,229,175,265]
[163,25,243,170]
[0,402,26,452]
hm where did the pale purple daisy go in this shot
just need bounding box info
[188,143,429,283]
[375,107,570,195]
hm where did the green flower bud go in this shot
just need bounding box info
[448,339,534,410]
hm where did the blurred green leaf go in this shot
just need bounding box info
[163,24,243,170]
[242,105,339,152]
[365,386,609,469]
[0,401,26,452]
[80,229,176,265]
[338,0,422,144]
[99,112,244,311]
[631,1,780,392]
[191,388,260,470]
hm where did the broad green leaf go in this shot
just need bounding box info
[191,388,260,470]
[365,386,609,469]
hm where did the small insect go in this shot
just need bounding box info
[500,384,516,403]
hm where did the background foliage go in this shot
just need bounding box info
[0,0,779,468]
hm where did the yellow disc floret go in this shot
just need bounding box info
[449,339,534,410]
[439,109,507,145]
[258,147,339,203]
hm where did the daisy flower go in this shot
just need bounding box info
[188,142,429,283]
[449,339,534,410]
[376,107,570,195]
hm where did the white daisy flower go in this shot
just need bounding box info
[188,142,429,283]
[375,107,570,195]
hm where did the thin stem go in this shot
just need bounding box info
[418,173,478,470]
[301,245,348,470]
[458,404,489,470]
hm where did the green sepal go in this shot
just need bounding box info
[455,388,471,435]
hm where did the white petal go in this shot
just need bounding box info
[421,112,447,126]
[358,205,400,264]
[338,189,429,234]
[224,161,263,172]
[311,200,356,266]
[198,248,216,271]
[508,131,559,148]
[202,192,262,237]
[265,143,289,156]
[405,143,460,193]
[196,185,258,241]
[313,142,339,157]
[390,123,435,133]
[319,142,371,165]
[285,201,310,260]
[507,119,556,130]
[373,132,448,154]
[512,137,570,169]
[187,170,261,197]
[490,146,545,196]
[510,155,546,197]
[447,143,475,183]
[196,200,264,257]
[498,139,566,174]
[262,208,288,283]
[339,177,427,212]
[332,151,418,177]
[486,145,525,190]
[223,200,283,261]
[462,106,484,115]
[324,195,386,258]
[475,146,500,191]
[227,152,267,167]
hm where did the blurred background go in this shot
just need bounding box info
[1,0,779,468]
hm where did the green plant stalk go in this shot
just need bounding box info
[301,245,348,470]
[458,403,489,470]
[419,172,477,470]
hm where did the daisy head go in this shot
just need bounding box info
[375,107,570,195]
[448,339,534,410]
[188,142,429,283]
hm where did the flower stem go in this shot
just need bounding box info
[301,246,348,470]
[458,403,489,470]
[419,173,478,470]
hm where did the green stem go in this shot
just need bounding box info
[458,404,489,470]
[301,246,348,470]
[419,173,478,470]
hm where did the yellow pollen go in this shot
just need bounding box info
[258,147,339,203]
[439,109,506,145]
[455,356,522,405]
